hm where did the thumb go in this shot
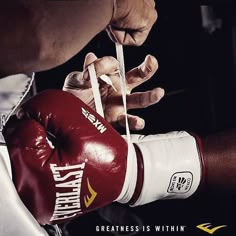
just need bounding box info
[83,52,98,70]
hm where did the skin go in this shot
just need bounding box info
[64,53,236,197]
[202,129,236,193]
[63,53,164,130]
[0,0,157,76]
[1,0,234,197]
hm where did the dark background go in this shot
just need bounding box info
[36,3,236,236]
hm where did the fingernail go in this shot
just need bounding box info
[83,70,89,82]
[140,56,153,76]
[140,62,146,73]
[155,88,165,101]
[86,52,96,58]
[145,55,153,70]
[135,119,145,130]
[160,88,165,98]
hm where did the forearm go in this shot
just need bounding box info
[0,0,113,76]
[202,129,236,192]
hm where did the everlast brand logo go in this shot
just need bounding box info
[176,177,187,191]
[168,172,193,193]
[81,107,107,134]
[84,178,97,208]
[50,163,85,222]
[196,223,227,234]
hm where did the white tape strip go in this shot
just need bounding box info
[88,64,105,118]
[87,45,137,204]
[100,75,117,92]
[115,44,131,141]
[115,44,137,204]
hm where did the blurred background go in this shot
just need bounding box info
[35,3,236,236]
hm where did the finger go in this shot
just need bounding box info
[107,28,148,46]
[83,52,98,70]
[63,71,89,89]
[106,26,118,44]
[107,8,157,46]
[150,0,156,7]
[84,56,119,79]
[94,56,119,78]
[117,114,145,130]
[63,52,98,90]
[64,55,119,90]
[126,55,159,89]
[127,87,165,109]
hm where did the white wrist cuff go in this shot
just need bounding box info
[0,73,34,143]
[131,131,202,206]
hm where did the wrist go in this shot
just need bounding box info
[200,129,236,194]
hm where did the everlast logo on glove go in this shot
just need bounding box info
[50,163,86,222]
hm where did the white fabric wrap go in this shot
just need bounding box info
[0,74,48,235]
[0,145,48,236]
[130,131,202,206]
[0,74,34,142]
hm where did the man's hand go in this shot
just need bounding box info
[63,53,164,130]
[107,0,158,46]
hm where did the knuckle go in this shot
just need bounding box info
[148,55,159,71]
[134,35,145,46]
[94,58,107,75]
[94,56,119,76]
[153,10,158,22]
[103,56,119,66]
[152,0,156,7]
[96,61,104,74]
[136,40,144,46]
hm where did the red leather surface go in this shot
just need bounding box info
[4,90,128,225]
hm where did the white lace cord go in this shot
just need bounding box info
[115,44,137,204]
[88,64,118,118]
[88,64,105,118]
[115,44,131,143]
[87,46,137,204]
[54,225,63,236]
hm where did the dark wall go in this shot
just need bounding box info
[35,4,236,137]
[36,5,236,235]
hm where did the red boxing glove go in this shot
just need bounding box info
[3,90,132,225]
[3,90,204,226]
